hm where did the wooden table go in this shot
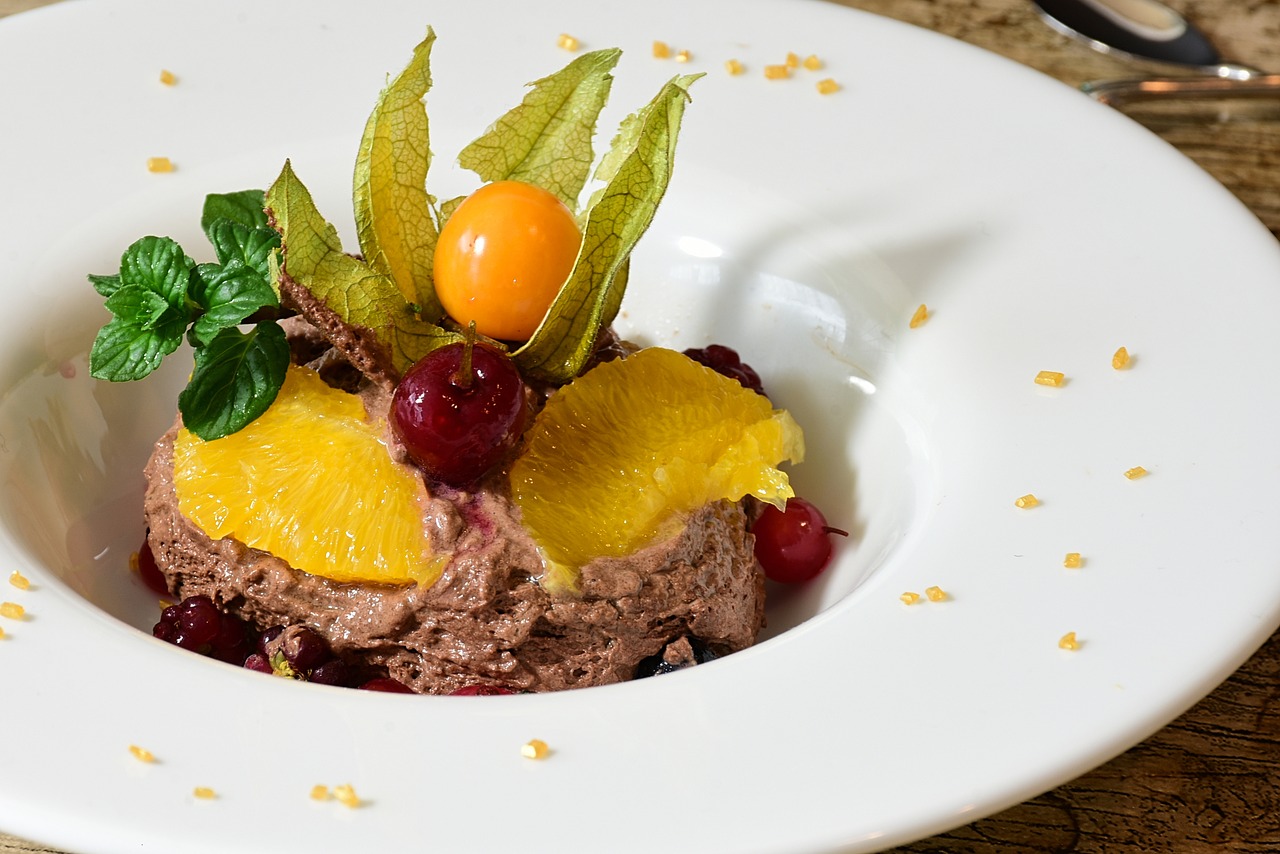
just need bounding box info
[2,0,1277,851]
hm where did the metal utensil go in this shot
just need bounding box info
[1031,0,1280,105]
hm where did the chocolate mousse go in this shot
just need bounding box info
[142,322,766,694]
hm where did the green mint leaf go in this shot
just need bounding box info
[89,313,186,382]
[515,74,700,383]
[177,321,289,440]
[353,29,442,320]
[457,48,620,211]
[88,273,122,297]
[201,189,270,236]
[189,260,280,346]
[207,219,281,277]
[89,235,194,383]
[120,235,194,310]
[266,159,460,382]
[104,284,172,328]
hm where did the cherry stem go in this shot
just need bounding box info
[453,321,477,389]
[823,526,850,538]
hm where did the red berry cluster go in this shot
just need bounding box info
[152,599,416,692]
[146,538,417,693]
[682,344,765,395]
[152,594,256,664]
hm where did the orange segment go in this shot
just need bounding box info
[173,366,443,586]
[510,347,804,593]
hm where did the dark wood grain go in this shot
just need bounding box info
[1,0,1278,852]
[893,628,1280,852]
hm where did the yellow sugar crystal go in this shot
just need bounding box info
[9,571,29,590]
[146,157,174,173]
[1034,370,1065,387]
[1064,552,1083,569]
[803,54,823,71]
[1014,494,1039,509]
[333,784,360,808]
[924,585,947,602]
[557,33,580,51]
[522,739,550,760]
[816,78,840,95]
[764,64,791,80]
[785,51,800,68]
[0,626,6,640]
[193,787,216,800]
[674,49,691,63]
[0,602,24,620]
[652,40,671,59]
[725,59,745,76]
[310,785,331,801]
[1112,346,1130,369]
[1058,631,1081,651]
[900,591,922,605]
[159,69,177,85]
[129,745,156,763]
[909,303,928,328]
[1124,466,1148,480]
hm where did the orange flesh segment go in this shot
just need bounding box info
[510,347,803,592]
[174,366,442,586]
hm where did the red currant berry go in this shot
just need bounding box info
[359,677,416,693]
[309,659,352,687]
[753,497,843,584]
[449,684,516,696]
[174,595,222,649]
[390,341,527,487]
[243,653,273,673]
[257,625,284,657]
[683,344,765,395]
[280,626,331,672]
[137,538,170,597]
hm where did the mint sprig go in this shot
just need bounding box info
[177,322,290,440]
[89,236,194,381]
[89,190,288,441]
[201,189,273,233]
[189,260,279,346]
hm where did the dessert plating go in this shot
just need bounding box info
[91,29,838,694]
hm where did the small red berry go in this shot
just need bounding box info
[243,653,273,673]
[359,677,415,694]
[752,497,844,584]
[683,344,765,395]
[450,684,516,696]
[137,539,170,596]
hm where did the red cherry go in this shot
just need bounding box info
[753,497,844,584]
[390,341,527,487]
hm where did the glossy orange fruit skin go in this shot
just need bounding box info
[434,180,582,341]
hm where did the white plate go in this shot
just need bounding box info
[3,1,1280,852]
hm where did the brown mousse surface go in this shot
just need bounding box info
[142,329,766,694]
